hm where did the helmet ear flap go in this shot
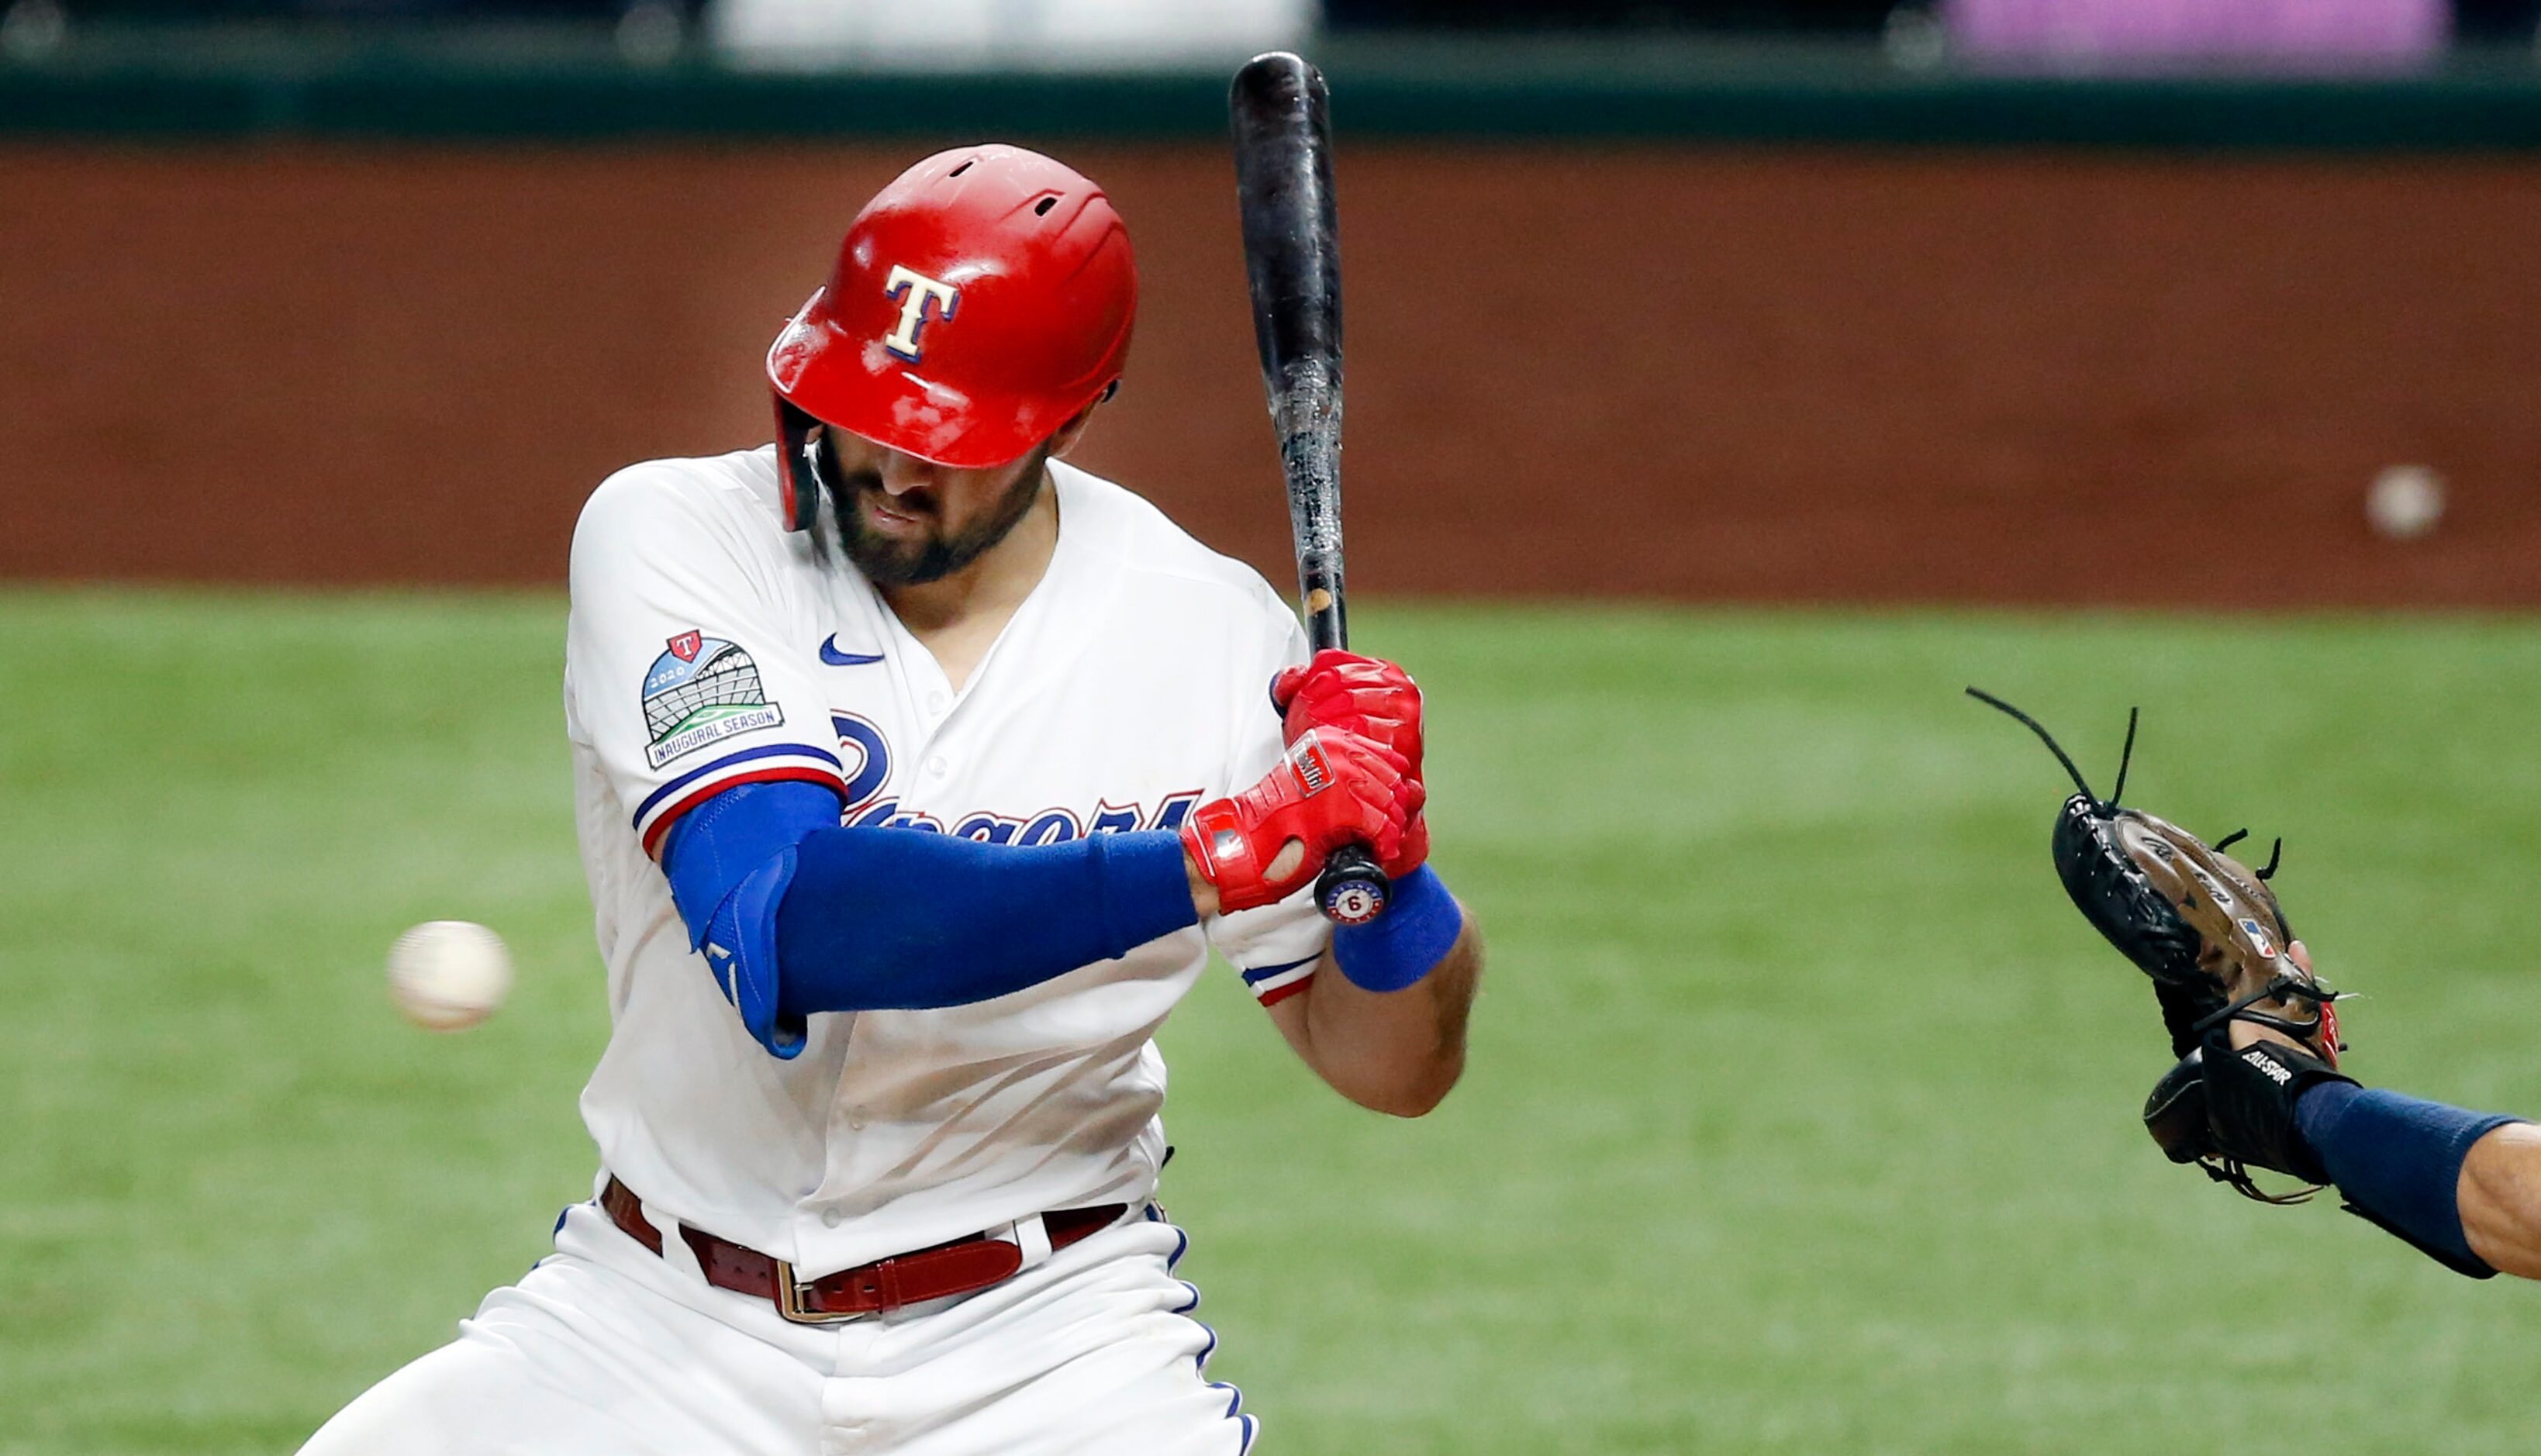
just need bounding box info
[774,397,825,533]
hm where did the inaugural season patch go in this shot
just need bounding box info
[641,630,783,768]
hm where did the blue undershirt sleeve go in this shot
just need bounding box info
[660,782,1203,1058]
[774,826,1198,1018]
[2295,1080,2522,1278]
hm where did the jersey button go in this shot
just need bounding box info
[820,1207,844,1229]
[848,1106,869,1130]
[925,756,948,778]
[926,691,947,716]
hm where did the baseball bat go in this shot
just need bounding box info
[1229,50,1390,928]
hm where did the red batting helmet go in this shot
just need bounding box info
[766,143,1138,530]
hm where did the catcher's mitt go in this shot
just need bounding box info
[1970,688,2348,1203]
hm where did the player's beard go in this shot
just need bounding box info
[831,447,1051,587]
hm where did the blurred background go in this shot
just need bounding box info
[8,3,2541,1453]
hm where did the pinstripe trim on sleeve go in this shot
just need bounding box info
[1239,954,1318,1006]
[632,742,848,857]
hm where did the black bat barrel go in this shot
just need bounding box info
[1231,53,1342,395]
[1231,50,1350,658]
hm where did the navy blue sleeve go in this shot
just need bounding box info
[2295,1081,2522,1278]
[774,826,1198,1019]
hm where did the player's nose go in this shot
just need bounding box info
[876,450,941,497]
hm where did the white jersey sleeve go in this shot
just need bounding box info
[564,462,851,858]
[1203,593,1332,1006]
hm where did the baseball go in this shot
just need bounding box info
[386,919,513,1031]
[2365,464,2445,540]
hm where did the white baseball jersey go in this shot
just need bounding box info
[561,445,1327,1278]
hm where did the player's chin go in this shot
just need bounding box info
[844,532,957,587]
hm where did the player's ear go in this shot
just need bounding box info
[1046,381,1115,460]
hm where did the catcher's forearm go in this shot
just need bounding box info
[2294,1079,2527,1279]
[2460,1123,2541,1281]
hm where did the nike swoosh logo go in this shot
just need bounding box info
[820,635,884,667]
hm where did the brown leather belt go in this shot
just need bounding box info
[601,1175,1125,1323]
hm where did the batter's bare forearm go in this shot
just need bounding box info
[1276,912,1482,1119]
[1185,848,1220,919]
[2461,1123,2541,1280]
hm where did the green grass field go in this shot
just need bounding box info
[6,589,2541,1454]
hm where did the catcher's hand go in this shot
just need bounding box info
[2142,943,2360,1196]
[1970,688,2349,1202]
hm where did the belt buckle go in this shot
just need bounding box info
[772,1258,869,1326]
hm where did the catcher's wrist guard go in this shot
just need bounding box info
[2144,1036,2356,1200]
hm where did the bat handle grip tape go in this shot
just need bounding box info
[1316,844,1390,926]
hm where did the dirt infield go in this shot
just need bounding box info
[5,143,2538,605]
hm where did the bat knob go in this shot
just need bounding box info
[1317,847,1390,926]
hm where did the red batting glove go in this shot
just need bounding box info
[1269,650,1424,780]
[1182,729,1426,913]
[1386,804,1431,882]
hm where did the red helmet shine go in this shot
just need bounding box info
[768,144,1137,528]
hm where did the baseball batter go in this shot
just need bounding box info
[299,145,1483,1454]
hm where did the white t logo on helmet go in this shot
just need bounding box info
[882,265,960,362]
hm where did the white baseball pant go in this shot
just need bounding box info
[298,1196,1259,1455]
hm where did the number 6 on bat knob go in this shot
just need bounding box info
[1230,50,1390,927]
[1317,857,1387,925]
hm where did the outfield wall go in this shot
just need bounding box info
[9,143,2539,605]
